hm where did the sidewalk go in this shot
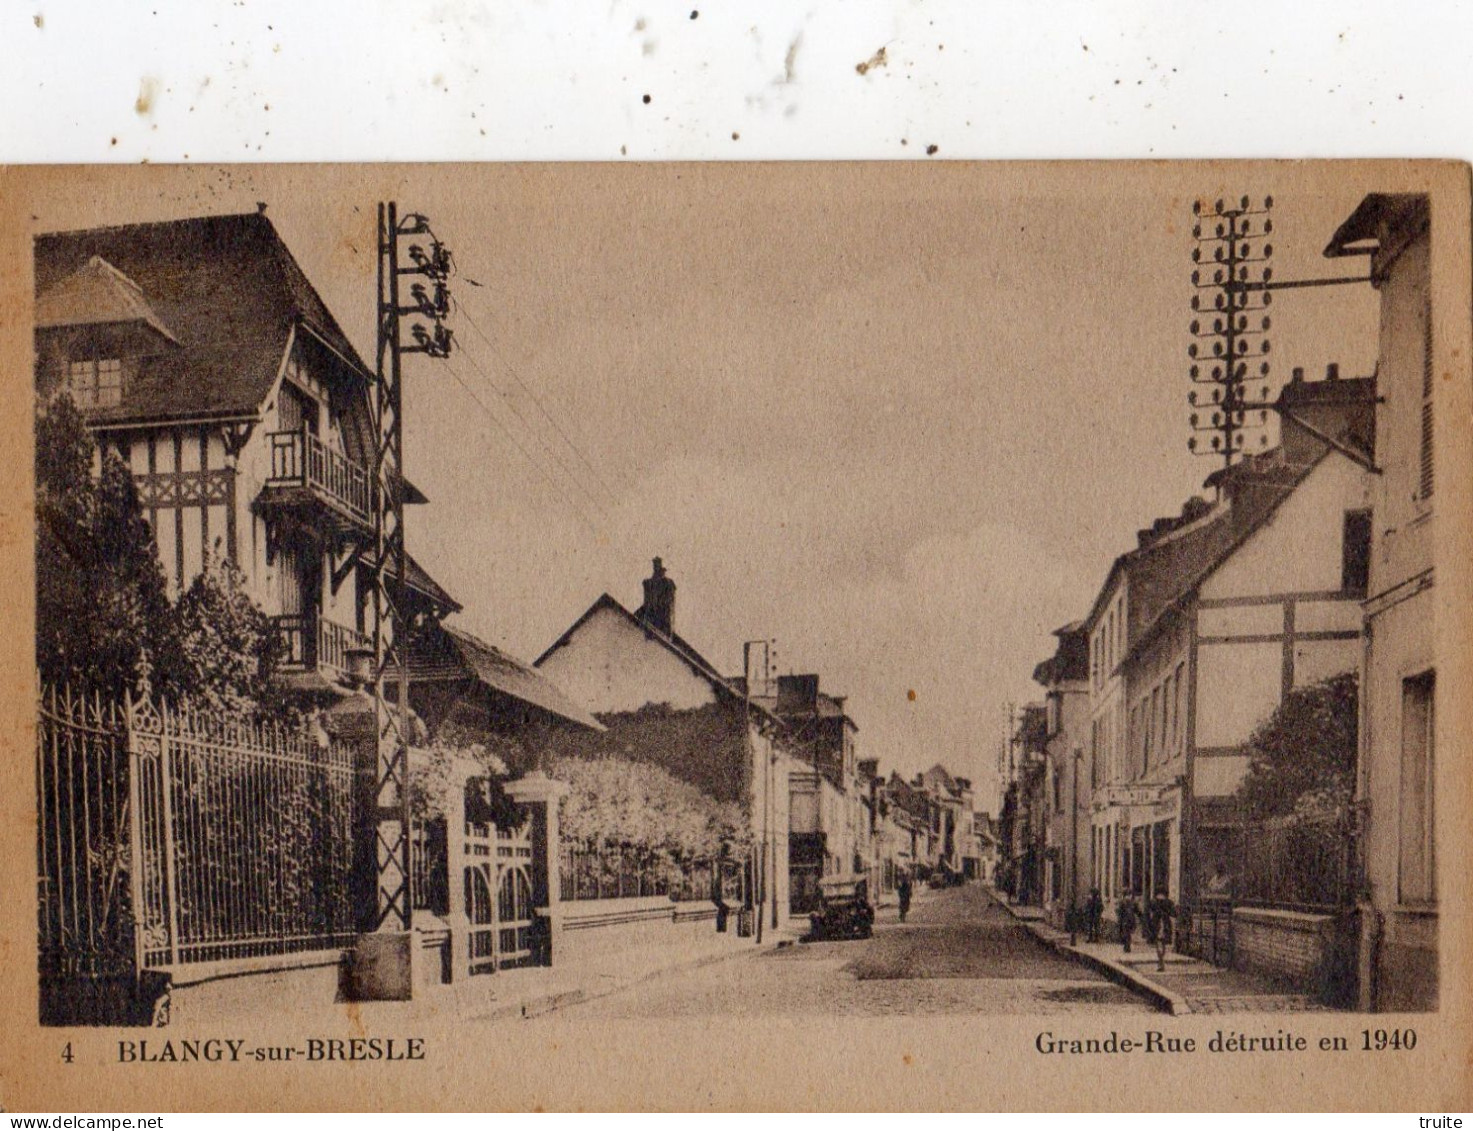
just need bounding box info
[454,928,785,1021]
[989,890,1338,1015]
[171,922,794,1027]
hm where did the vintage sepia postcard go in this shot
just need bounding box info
[0,160,1468,1112]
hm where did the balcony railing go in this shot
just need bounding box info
[274,614,370,679]
[265,430,372,528]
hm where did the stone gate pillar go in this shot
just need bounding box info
[507,770,568,966]
[438,757,481,984]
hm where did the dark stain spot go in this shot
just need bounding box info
[902,1053,913,1066]
[110,137,118,146]
[731,131,740,140]
[900,138,908,147]
[33,13,43,28]
[906,689,916,701]
[642,93,652,104]
[926,144,938,155]
[690,8,698,17]
[855,45,887,75]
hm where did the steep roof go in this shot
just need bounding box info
[34,210,370,426]
[35,255,178,343]
[389,551,460,614]
[533,593,785,728]
[1324,193,1429,258]
[922,763,961,797]
[1125,451,1326,660]
[446,627,602,730]
[1032,620,1090,687]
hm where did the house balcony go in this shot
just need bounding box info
[274,613,370,682]
[260,429,373,532]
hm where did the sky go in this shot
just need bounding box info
[23,162,1392,811]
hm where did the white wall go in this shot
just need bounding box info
[1203,454,1373,600]
[536,604,717,715]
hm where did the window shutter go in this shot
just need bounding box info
[1420,302,1434,499]
[1420,399,1434,499]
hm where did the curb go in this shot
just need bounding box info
[990,894,1189,1016]
[1022,922,1190,1016]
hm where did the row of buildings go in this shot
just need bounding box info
[33,207,992,984]
[996,194,1440,1012]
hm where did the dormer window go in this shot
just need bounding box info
[66,358,123,408]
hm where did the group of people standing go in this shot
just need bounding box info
[1065,889,1179,970]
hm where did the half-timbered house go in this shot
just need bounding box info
[33,208,457,697]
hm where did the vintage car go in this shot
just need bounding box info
[807,874,875,941]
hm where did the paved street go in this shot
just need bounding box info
[547,884,1152,1018]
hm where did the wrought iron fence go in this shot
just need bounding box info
[38,681,359,1022]
[128,694,357,967]
[36,685,135,1023]
[1235,812,1353,911]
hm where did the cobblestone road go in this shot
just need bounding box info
[548,884,1153,1018]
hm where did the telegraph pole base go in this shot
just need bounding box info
[345,930,417,1001]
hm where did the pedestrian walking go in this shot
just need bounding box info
[1117,896,1140,954]
[1145,894,1177,972]
[1086,887,1104,943]
[897,872,913,923]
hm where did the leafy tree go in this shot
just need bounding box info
[1235,671,1358,821]
[36,394,288,716]
[35,395,184,698]
[174,552,286,717]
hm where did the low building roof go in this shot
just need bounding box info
[395,622,603,731]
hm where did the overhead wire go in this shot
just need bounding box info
[453,274,633,502]
[452,312,615,519]
[455,301,626,506]
[441,349,604,536]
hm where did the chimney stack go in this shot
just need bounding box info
[640,557,676,635]
[1326,362,1340,381]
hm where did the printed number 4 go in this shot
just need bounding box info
[61,1042,73,1063]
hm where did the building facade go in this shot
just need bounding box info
[1032,623,1091,927]
[752,674,865,913]
[33,210,459,698]
[534,559,796,927]
[1327,194,1439,1011]
[1084,378,1374,930]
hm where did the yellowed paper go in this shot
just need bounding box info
[1,161,1469,1112]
